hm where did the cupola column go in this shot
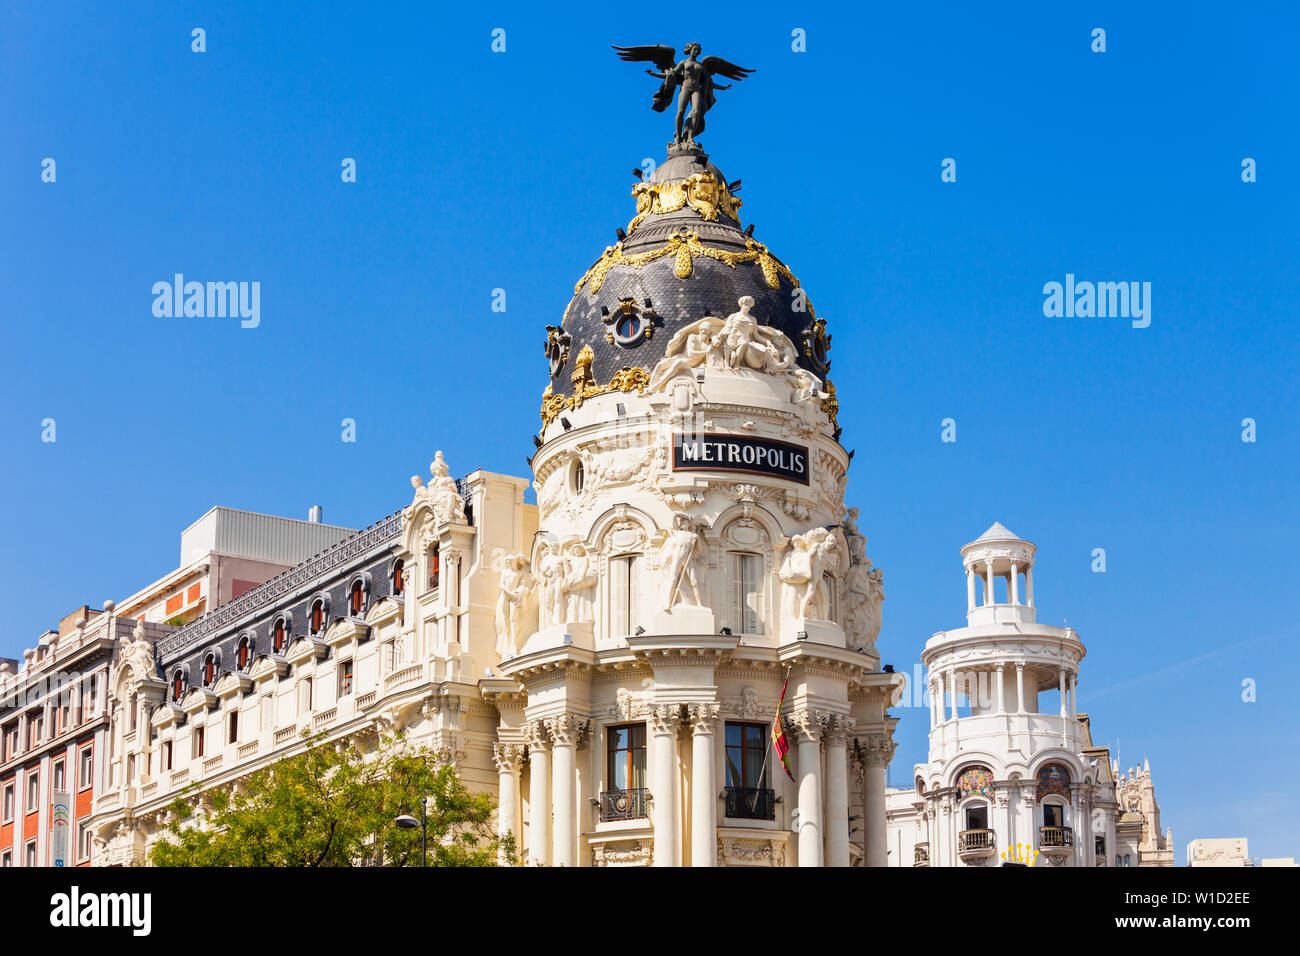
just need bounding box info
[1026,568,1035,607]
[525,721,552,866]
[790,711,824,866]
[985,561,995,606]
[1010,561,1020,605]
[966,569,976,612]
[995,662,1006,714]
[948,668,959,721]
[1058,667,1067,717]
[688,704,719,867]
[1015,661,1026,713]
[649,704,681,867]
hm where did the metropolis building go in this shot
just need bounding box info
[33,135,903,867]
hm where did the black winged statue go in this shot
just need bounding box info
[612,42,754,147]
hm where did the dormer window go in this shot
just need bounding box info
[272,618,287,655]
[392,560,405,596]
[310,600,324,635]
[349,580,364,616]
[202,654,216,687]
[171,670,185,703]
[237,636,253,671]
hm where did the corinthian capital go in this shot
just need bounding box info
[857,732,897,768]
[525,719,551,752]
[687,703,720,735]
[787,709,826,744]
[544,713,591,748]
[492,742,525,774]
[648,703,683,736]
[823,713,856,744]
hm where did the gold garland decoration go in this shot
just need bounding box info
[626,172,743,235]
[572,230,811,313]
[820,378,840,432]
[540,363,651,428]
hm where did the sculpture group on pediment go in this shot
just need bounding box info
[647,297,812,393]
[839,507,885,652]
[410,450,466,526]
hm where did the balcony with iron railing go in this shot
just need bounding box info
[599,788,650,822]
[724,787,775,821]
[958,828,997,861]
[1039,825,1074,855]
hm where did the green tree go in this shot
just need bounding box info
[151,733,513,867]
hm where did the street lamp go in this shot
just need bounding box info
[394,796,426,867]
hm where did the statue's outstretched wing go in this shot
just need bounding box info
[612,44,678,73]
[702,56,755,83]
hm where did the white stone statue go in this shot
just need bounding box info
[536,541,566,628]
[119,620,157,681]
[561,540,597,622]
[778,527,837,619]
[413,450,466,526]
[657,513,708,613]
[494,554,532,659]
[843,560,884,651]
[647,296,800,392]
[842,506,867,566]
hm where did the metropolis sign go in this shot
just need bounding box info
[672,433,810,485]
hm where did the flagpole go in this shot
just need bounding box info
[752,664,793,813]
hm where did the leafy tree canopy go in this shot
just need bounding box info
[151,733,513,867]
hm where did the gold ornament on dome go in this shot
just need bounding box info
[820,378,840,430]
[540,365,651,428]
[625,171,743,235]
[572,229,811,306]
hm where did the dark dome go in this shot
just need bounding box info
[542,148,831,411]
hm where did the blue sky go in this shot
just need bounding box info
[2,2,1296,859]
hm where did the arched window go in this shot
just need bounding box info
[202,655,216,687]
[392,560,405,596]
[608,554,640,638]
[171,670,185,703]
[310,600,324,635]
[349,580,364,616]
[730,552,763,634]
[273,617,287,654]
[428,544,441,590]
[237,636,253,671]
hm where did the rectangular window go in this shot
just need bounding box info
[29,714,43,748]
[126,754,135,783]
[724,722,770,790]
[2,781,13,822]
[59,697,70,735]
[3,724,16,760]
[24,841,36,867]
[608,555,640,638]
[78,747,93,789]
[606,723,647,791]
[299,678,313,715]
[193,725,205,759]
[26,771,39,810]
[1043,804,1063,828]
[1,850,10,867]
[228,711,239,745]
[78,822,91,863]
[52,759,65,792]
[732,553,764,634]
[163,740,173,772]
[339,660,353,697]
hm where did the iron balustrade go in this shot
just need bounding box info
[958,828,997,852]
[599,788,650,822]
[724,786,776,820]
[1039,825,1074,848]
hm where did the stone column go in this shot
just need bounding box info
[545,714,589,868]
[995,662,1006,714]
[861,732,896,867]
[966,569,976,612]
[823,715,854,867]
[1069,674,1077,717]
[984,562,995,605]
[1015,661,1026,713]
[789,711,824,866]
[648,704,681,867]
[948,668,959,720]
[1058,667,1067,717]
[493,742,525,865]
[687,704,719,867]
[929,677,940,729]
[1026,568,1035,607]
[525,720,551,866]
[1010,561,1020,605]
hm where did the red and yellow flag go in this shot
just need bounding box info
[771,673,795,781]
